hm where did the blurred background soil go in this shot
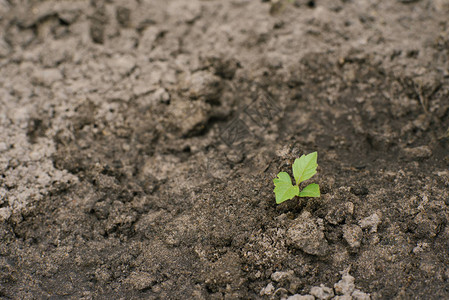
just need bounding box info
[0,0,449,298]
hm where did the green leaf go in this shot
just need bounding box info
[292,151,318,185]
[299,183,320,197]
[273,172,300,204]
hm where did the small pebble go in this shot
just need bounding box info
[343,224,363,249]
[334,271,355,295]
[271,270,294,282]
[359,213,381,233]
[260,283,275,296]
[352,289,371,300]
[310,284,334,300]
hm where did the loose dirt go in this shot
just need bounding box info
[1,0,448,299]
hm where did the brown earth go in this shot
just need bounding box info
[0,0,449,299]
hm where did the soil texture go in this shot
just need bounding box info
[1,0,449,299]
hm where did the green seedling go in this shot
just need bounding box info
[273,151,320,204]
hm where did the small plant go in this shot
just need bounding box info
[273,151,320,204]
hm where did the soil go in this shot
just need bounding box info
[1,0,449,299]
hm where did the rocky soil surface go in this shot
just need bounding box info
[1,0,449,299]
